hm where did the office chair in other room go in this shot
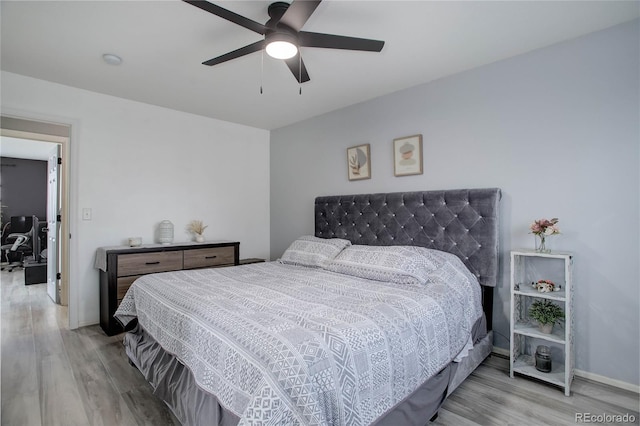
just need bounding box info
[1,215,35,272]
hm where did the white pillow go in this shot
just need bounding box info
[324,245,447,285]
[279,235,351,268]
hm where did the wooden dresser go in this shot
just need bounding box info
[98,241,239,335]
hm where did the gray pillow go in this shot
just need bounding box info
[324,245,448,285]
[279,235,351,268]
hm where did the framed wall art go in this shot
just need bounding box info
[347,143,371,181]
[393,134,423,177]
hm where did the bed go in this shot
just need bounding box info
[115,188,501,426]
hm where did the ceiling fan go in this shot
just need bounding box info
[183,0,385,83]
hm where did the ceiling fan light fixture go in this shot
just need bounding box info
[266,40,297,59]
[265,32,298,59]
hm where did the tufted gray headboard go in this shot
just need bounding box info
[315,188,501,327]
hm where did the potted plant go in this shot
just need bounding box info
[187,220,208,242]
[529,299,564,334]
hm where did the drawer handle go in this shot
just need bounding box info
[205,256,217,259]
[145,261,161,265]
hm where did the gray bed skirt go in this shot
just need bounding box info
[123,317,491,426]
[124,325,241,426]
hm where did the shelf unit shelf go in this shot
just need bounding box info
[509,250,574,396]
[513,285,566,301]
[512,355,567,388]
[513,322,566,344]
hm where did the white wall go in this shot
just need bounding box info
[1,71,270,327]
[271,20,639,387]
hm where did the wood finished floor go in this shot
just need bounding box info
[1,269,638,426]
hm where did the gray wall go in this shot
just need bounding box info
[271,20,639,386]
[0,156,47,225]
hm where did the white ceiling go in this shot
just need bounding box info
[1,1,638,130]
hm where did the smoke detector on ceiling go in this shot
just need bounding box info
[102,53,122,65]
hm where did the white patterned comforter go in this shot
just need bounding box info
[115,258,482,426]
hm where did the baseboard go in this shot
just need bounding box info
[574,369,640,394]
[491,348,639,394]
[492,347,509,357]
[78,319,99,328]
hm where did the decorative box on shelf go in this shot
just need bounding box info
[509,249,574,396]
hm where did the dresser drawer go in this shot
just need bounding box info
[184,246,235,269]
[117,251,183,277]
[116,275,141,303]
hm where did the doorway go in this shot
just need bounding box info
[1,116,71,326]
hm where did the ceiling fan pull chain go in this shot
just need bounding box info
[299,53,302,95]
[260,49,264,94]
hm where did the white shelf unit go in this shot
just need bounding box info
[510,250,574,396]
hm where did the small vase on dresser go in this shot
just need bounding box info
[158,220,174,244]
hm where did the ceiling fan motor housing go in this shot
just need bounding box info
[266,2,297,42]
[267,2,291,23]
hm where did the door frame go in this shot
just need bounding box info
[1,129,71,308]
[46,144,62,304]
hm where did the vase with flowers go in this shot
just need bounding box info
[188,220,208,243]
[529,218,560,253]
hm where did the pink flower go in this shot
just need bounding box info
[529,218,560,236]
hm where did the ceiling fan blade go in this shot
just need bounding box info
[284,54,310,83]
[202,40,265,66]
[183,0,266,35]
[299,31,385,52]
[278,0,322,31]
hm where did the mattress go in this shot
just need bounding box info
[115,259,483,425]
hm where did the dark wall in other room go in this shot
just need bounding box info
[1,156,47,229]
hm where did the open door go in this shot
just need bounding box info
[47,144,61,303]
